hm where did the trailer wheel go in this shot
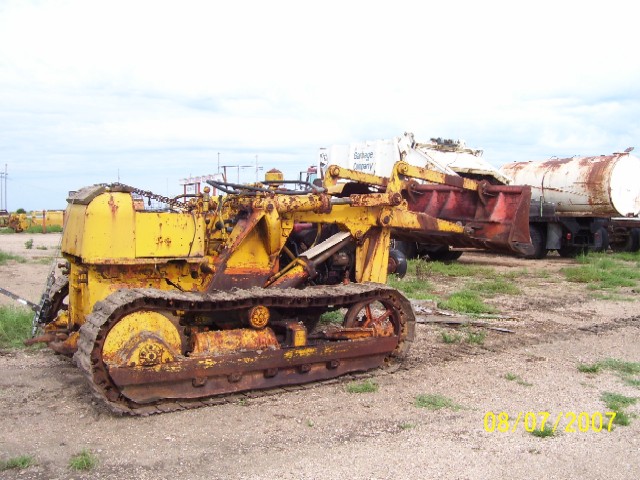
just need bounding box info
[594,227,609,253]
[610,228,639,252]
[630,228,640,252]
[624,228,640,253]
[388,249,408,278]
[427,246,463,262]
[524,224,547,259]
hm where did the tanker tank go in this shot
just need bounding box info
[499,151,640,257]
[499,152,640,217]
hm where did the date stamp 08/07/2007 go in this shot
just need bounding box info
[483,411,617,433]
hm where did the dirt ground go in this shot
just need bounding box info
[1,233,639,480]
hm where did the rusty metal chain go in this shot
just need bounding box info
[109,182,191,211]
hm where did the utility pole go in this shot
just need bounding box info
[255,155,263,182]
[0,164,7,212]
[217,152,220,174]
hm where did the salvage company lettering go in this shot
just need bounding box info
[353,150,374,172]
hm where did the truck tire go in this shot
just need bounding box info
[630,228,640,252]
[610,228,640,252]
[388,249,408,278]
[427,246,463,262]
[594,227,609,253]
[393,240,418,260]
[524,224,547,259]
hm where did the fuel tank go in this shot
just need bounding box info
[500,152,640,217]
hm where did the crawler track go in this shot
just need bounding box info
[74,283,415,415]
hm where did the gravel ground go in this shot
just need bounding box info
[1,233,639,479]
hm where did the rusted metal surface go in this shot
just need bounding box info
[115,351,391,404]
[190,328,279,357]
[74,284,415,415]
[396,183,533,255]
[500,153,640,217]
[47,335,78,356]
[24,333,57,345]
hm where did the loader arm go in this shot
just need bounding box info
[320,133,533,257]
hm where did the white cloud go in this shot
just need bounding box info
[0,0,638,209]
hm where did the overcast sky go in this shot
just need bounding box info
[1,0,638,211]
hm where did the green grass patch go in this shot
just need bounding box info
[577,362,601,374]
[465,329,487,345]
[440,328,487,345]
[601,392,637,410]
[68,450,98,471]
[345,379,379,393]
[530,425,555,438]
[439,290,496,314]
[575,253,614,266]
[415,259,493,278]
[598,359,640,376]
[563,253,640,290]
[504,372,533,386]
[440,330,462,344]
[0,455,35,471]
[601,392,637,427]
[612,251,640,263]
[24,225,63,234]
[0,250,27,265]
[467,277,520,296]
[415,393,462,411]
[578,358,640,389]
[319,310,343,325]
[387,275,437,300]
[0,306,33,349]
[611,410,632,426]
[579,358,639,375]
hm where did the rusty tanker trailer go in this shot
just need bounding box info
[499,151,640,258]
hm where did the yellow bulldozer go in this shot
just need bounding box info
[28,160,531,415]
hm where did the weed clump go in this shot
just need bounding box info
[601,392,637,427]
[345,380,379,393]
[530,425,555,438]
[69,450,98,471]
[0,455,35,471]
[415,394,462,411]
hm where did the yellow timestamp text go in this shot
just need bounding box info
[483,411,617,433]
